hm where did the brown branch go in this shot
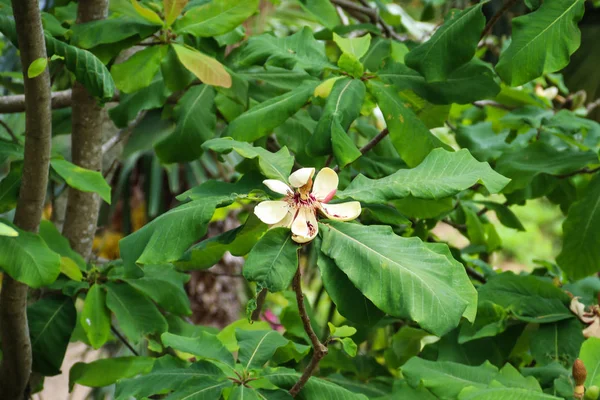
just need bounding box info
[289,269,328,397]
[555,166,600,179]
[101,110,146,154]
[332,127,390,172]
[0,119,20,143]
[587,99,600,114]
[330,0,406,41]
[0,89,72,114]
[62,0,109,260]
[480,0,520,39]
[111,325,139,356]
[0,0,53,397]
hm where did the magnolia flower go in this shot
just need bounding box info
[570,296,600,339]
[254,167,361,243]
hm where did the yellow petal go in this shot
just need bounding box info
[254,201,289,225]
[312,167,338,202]
[291,207,318,243]
[263,179,292,196]
[319,201,361,221]
[289,168,315,188]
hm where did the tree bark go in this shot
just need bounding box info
[0,0,52,398]
[61,0,109,259]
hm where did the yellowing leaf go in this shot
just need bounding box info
[163,0,188,26]
[172,44,232,88]
[131,0,164,25]
[0,221,18,237]
[314,76,343,98]
[60,256,83,281]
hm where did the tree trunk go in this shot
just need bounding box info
[0,0,52,398]
[62,0,109,259]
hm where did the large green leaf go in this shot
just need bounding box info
[109,74,169,128]
[174,0,258,37]
[337,148,510,204]
[203,138,294,182]
[320,221,476,336]
[243,228,299,293]
[379,60,500,105]
[81,284,111,349]
[477,272,573,323]
[401,358,498,398]
[71,16,159,48]
[236,329,289,369]
[51,159,111,204]
[45,35,116,101]
[69,357,155,390]
[496,0,585,86]
[28,295,76,376]
[115,357,224,400]
[367,80,446,167]
[228,82,318,142]
[111,45,168,94]
[238,66,318,93]
[236,27,330,74]
[0,161,21,214]
[161,380,232,400]
[0,222,60,288]
[579,337,600,387]
[296,0,340,29]
[404,3,485,82]
[556,174,600,279]
[155,85,216,163]
[38,220,86,268]
[307,78,365,157]
[455,122,509,162]
[495,142,598,193]
[124,265,191,315]
[161,332,235,368]
[457,387,561,400]
[530,319,584,367]
[105,282,168,343]
[317,250,384,326]
[263,367,369,400]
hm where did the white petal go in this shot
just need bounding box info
[312,167,338,202]
[319,201,361,221]
[583,318,600,339]
[271,209,294,229]
[291,207,318,243]
[263,179,292,195]
[254,201,289,225]
[288,168,315,188]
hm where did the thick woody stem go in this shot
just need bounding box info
[289,269,328,397]
[0,0,53,397]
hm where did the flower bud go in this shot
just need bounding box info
[574,359,588,386]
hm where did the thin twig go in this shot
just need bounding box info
[101,111,146,154]
[587,99,600,114]
[472,100,515,110]
[466,266,486,283]
[555,166,600,179]
[332,127,390,172]
[331,0,406,41]
[111,325,139,356]
[289,269,328,397]
[0,119,20,144]
[480,0,520,39]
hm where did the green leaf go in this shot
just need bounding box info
[495,142,598,193]
[229,386,262,400]
[317,250,384,326]
[331,118,361,168]
[580,338,600,387]
[81,284,111,349]
[176,213,267,271]
[0,221,18,237]
[164,0,188,26]
[174,0,258,36]
[333,33,371,59]
[243,228,299,293]
[477,272,573,323]
[339,337,358,357]
[384,326,437,368]
[236,27,330,75]
[474,201,525,231]
[402,358,498,398]
[38,220,86,269]
[496,0,585,86]
[455,122,509,162]
[307,78,365,156]
[217,319,272,352]
[124,264,191,315]
[50,159,111,204]
[160,380,232,400]
[111,45,168,94]
[203,138,294,182]
[295,0,340,29]
[239,66,318,93]
[29,295,76,376]
[155,84,216,163]
[494,363,542,391]
[457,386,561,399]
[405,3,485,82]
[119,199,218,276]
[557,174,600,279]
[0,222,60,288]
[458,301,508,344]
[379,60,500,105]
[367,80,446,167]
[130,0,163,25]
[161,332,235,368]
[44,35,116,102]
[172,44,232,88]
[0,161,22,213]
[530,319,584,367]
[263,368,369,400]
[69,356,155,390]
[337,148,510,204]
[109,74,169,128]
[105,282,168,343]
[71,17,159,49]
[236,329,290,369]
[115,357,224,400]
[27,57,47,78]
[42,12,69,37]
[328,323,356,338]
[227,82,318,142]
[320,221,476,336]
